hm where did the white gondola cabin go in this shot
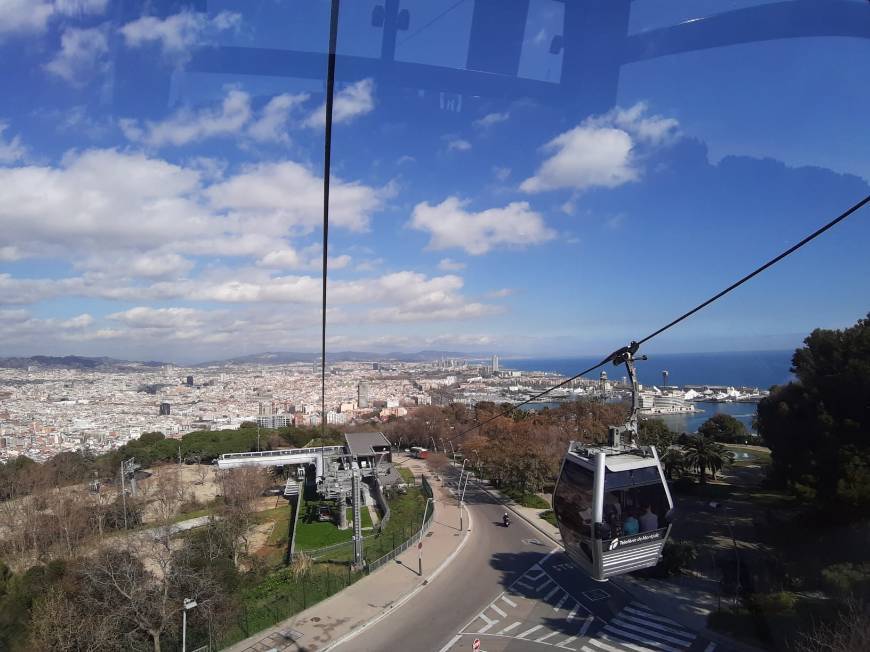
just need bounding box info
[552,343,675,581]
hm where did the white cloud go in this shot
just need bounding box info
[493,166,511,182]
[0,122,25,164]
[207,160,384,233]
[304,79,375,128]
[247,93,309,143]
[396,155,415,166]
[0,0,107,38]
[60,313,93,328]
[108,306,205,329]
[44,26,108,86]
[474,112,510,128]
[446,138,471,152]
[121,89,252,147]
[438,258,466,272]
[120,10,241,57]
[257,248,302,269]
[410,197,555,255]
[520,102,679,193]
[0,148,383,264]
[489,288,514,298]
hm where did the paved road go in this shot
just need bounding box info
[332,471,721,652]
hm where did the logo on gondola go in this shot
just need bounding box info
[609,538,620,550]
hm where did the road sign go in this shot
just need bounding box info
[472,638,481,651]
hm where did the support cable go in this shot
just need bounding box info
[320,0,341,455]
[445,193,870,445]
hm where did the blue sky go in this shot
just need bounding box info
[0,0,868,363]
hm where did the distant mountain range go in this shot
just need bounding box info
[0,351,484,370]
[197,350,482,366]
[0,356,166,370]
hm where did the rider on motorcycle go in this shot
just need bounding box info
[503,512,510,526]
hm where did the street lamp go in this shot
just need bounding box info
[430,436,438,453]
[447,439,455,466]
[418,497,435,576]
[182,597,197,652]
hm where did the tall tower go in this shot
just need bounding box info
[662,370,669,387]
[599,370,608,393]
[358,381,370,408]
[491,354,499,372]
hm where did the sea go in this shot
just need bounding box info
[503,350,794,434]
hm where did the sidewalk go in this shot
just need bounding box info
[224,457,469,652]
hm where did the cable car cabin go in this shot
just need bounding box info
[553,442,674,581]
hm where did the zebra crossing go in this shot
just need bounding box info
[580,601,707,652]
[463,563,595,649]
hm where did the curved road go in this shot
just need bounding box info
[333,471,719,652]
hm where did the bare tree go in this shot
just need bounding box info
[796,601,870,652]
[28,586,121,652]
[216,467,271,566]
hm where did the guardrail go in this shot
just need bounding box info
[219,445,344,460]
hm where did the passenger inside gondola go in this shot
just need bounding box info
[640,504,659,532]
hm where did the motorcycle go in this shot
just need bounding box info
[503,514,511,527]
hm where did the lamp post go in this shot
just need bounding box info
[447,440,455,466]
[418,497,434,575]
[458,458,469,505]
[430,436,438,453]
[182,597,197,652]
[710,501,741,604]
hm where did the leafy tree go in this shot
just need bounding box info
[698,413,749,444]
[757,314,870,508]
[682,436,732,484]
[660,447,686,480]
[639,418,677,451]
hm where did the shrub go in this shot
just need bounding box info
[751,591,797,614]
[821,563,870,596]
[655,540,697,577]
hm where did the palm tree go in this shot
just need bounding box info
[660,447,685,480]
[682,436,730,485]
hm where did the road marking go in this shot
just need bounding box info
[704,643,716,652]
[587,638,623,652]
[602,627,683,652]
[579,615,594,636]
[537,578,554,592]
[517,625,544,639]
[477,620,496,634]
[437,634,461,652]
[624,605,681,626]
[477,612,496,625]
[490,603,507,618]
[501,595,518,608]
[544,585,562,601]
[612,617,695,643]
[498,622,521,635]
[516,580,536,591]
[566,605,579,621]
[558,635,579,650]
[536,631,560,643]
[554,594,568,611]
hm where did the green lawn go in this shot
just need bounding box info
[539,509,557,527]
[503,487,550,509]
[397,466,415,483]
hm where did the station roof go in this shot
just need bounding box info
[344,431,391,458]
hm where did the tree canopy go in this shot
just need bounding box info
[757,313,870,509]
[698,413,750,444]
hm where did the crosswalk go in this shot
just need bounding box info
[580,602,706,652]
[463,563,594,650]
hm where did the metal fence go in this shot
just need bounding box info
[366,474,436,573]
